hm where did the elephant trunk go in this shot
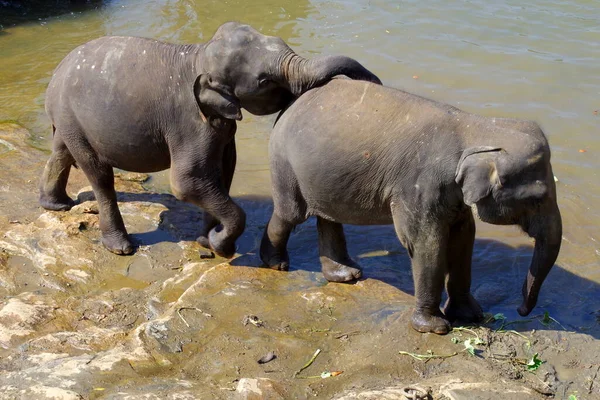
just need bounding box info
[278,51,382,96]
[517,201,562,316]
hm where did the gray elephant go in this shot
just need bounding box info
[40,22,381,257]
[261,78,562,334]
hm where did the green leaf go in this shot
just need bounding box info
[568,394,578,400]
[464,339,475,356]
[526,353,543,371]
[493,313,506,321]
[541,311,551,326]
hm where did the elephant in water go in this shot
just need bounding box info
[40,22,381,257]
[261,78,562,334]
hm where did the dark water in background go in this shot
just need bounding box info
[0,0,598,334]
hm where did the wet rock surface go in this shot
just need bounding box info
[1,122,599,399]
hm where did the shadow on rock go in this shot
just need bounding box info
[99,190,600,339]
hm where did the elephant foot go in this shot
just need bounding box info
[320,256,362,283]
[261,255,289,271]
[39,194,75,211]
[411,308,451,335]
[102,233,134,255]
[443,293,484,324]
[259,246,289,271]
[196,234,211,250]
[208,227,236,258]
[259,231,290,271]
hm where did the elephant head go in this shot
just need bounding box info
[195,22,382,120]
[455,126,562,317]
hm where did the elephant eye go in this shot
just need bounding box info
[258,78,272,87]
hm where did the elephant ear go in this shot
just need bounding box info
[455,146,504,205]
[194,74,242,121]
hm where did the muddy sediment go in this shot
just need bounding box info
[0,122,598,399]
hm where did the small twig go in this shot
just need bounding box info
[177,307,211,328]
[398,350,458,361]
[177,308,190,327]
[294,349,321,378]
[308,328,330,333]
[507,330,532,347]
[588,364,600,394]
[497,317,537,331]
[85,355,98,365]
[453,326,481,339]
[335,330,360,339]
[546,315,568,331]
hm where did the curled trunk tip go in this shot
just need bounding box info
[518,206,562,317]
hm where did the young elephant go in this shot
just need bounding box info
[40,22,381,257]
[261,78,562,334]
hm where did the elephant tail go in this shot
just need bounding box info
[52,124,79,169]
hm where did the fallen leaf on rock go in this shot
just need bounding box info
[413,75,419,79]
[579,149,587,153]
[258,351,276,364]
[527,353,543,371]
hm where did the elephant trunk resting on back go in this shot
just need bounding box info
[261,78,562,334]
[40,22,381,257]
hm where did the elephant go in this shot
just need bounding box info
[39,22,381,257]
[260,78,562,334]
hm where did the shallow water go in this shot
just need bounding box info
[0,0,598,333]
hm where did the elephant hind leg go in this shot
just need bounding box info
[39,127,76,211]
[443,211,483,323]
[70,136,132,255]
[260,212,295,271]
[317,218,362,282]
[260,157,306,271]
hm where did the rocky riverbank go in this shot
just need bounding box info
[1,122,598,399]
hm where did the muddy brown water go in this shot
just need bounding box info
[0,0,599,388]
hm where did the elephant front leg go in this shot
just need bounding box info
[410,243,451,334]
[443,212,483,323]
[171,168,245,259]
[317,217,362,282]
[393,212,450,334]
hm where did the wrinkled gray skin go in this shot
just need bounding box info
[261,79,562,334]
[40,22,381,257]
